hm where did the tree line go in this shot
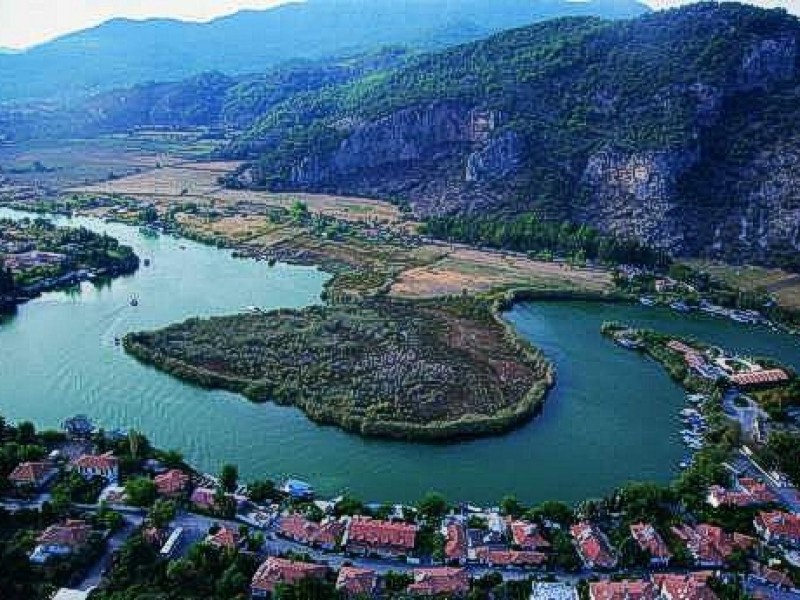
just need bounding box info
[421,213,671,268]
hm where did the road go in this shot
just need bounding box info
[76,512,144,591]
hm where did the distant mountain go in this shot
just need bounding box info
[0,0,649,101]
[224,3,800,270]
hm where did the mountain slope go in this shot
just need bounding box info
[0,0,648,101]
[229,2,800,269]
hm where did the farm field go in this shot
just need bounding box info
[687,260,800,311]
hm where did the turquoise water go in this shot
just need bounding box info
[1,207,797,505]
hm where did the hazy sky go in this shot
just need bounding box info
[0,0,798,50]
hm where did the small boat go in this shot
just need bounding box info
[130,295,139,307]
[680,408,699,417]
[686,394,707,404]
[615,337,643,350]
[114,337,121,346]
[245,306,262,314]
[640,296,657,307]
[670,300,692,313]
[143,258,151,267]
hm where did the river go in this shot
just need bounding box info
[1,208,798,506]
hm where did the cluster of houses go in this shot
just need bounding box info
[665,339,790,388]
[588,572,717,600]
[249,556,471,599]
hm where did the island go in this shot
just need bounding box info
[0,215,139,312]
[123,296,554,441]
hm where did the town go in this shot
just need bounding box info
[2,403,800,600]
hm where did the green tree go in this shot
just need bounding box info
[220,464,239,494]
[416,492,448,522]
[500,495,525,518]
[149,499,177,529]
[125,477,157,507]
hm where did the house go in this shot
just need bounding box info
[407,568,469,596]
[653,572,718,600]
[589,579,657,600]
[754,510,800,548]
[570,522,617,570]
[344,516,417,558]
[509,520,551,551]
[3,250,66,272]
[336,566,379,598]
[71,451,118,483]
[8,461,58,489]
[474,547,547,568]
[30,520,92,563]
[530,581,578,600]
[729,369,789,388]
[278,514,344,551]
[191,487,217,511]
[154,469,190,497]
[251,557,328,598]
[630,522,672,567]
[707,478,776,508]
[52,589,91,600]
[206,526,241,550]
[444,522,467,564]
[671,524,756,567]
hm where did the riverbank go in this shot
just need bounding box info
[0,215,140,313]
[123,296,555,442]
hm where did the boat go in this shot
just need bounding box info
[670,300,692,313]
[639,296,657,307]
[281,479,314,500]
[686,394,707,404]
[245,306,262,314]
[615,337,643,350]
[143,258,151,267]
[139,225,160,238]
[129,295,139,307]
[680,408,699,417]
[114,337,121,346]
[730,311,755,324]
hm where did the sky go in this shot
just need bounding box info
[0,0,798,50]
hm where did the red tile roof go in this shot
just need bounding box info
[72,451,118,470]
[336,566,378,597]
[667,340,698,355]
[729,369,789,387]
[630,522,672,561]
[346,517,417,553]
[475,547,547,567]
[38,520,92,548]
[445,523,467,562]
[653,572,718,600]
[8,461,53,486]
[589,580,657,600]
[571,522,617,569]
[407,568,469,596]
[708,478,776,508]
[755,510,800,543]
[509,520,551,551]
[279,514,344,548]
[671,524,755,566]
[207,527,240,550]
[154,469,189,496]
[251,557,328,593]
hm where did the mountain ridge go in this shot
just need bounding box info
[0,0,649,102]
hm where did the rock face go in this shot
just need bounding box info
[466,132,526,183]
[580,148,699,252]
[739,36,798,90]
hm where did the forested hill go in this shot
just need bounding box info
[0,0,648,102]
[228,2,800,270]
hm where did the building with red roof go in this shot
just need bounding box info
[630,523,672,566]
[754,510,800,548]
[278,514,344,551]
[31,520,92,564]
[71,451,118,483]
[509,520,551,551]
[474,547,547,568]
[589,579,657,600]
[407,568,469,596]
[8,461,57,489]
[336,566,379,598]
[653,572,718,600]
[729,369,789,388]
[707,478,776,509]
[570,522,617,570]
[444,522,467,564]
[206,526,241,550]
[251,557,328,598]
[154,469,189,497]
[344,516,417,558]
[671,524,756,567]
